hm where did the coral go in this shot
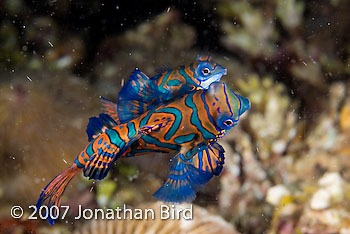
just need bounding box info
[267,172,350,233]
[218,1,278,57]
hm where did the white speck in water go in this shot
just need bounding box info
[167,7,171,13]
[62,159,68,164]
[26,76,32,81]
[90,187,94,192]
[256,147,259,152]
[116,5,119,10]
[309,56,317,64]
[48,41,54,47]
[121,78,125,87]
[10,156,15,160]
[302,61,308,66]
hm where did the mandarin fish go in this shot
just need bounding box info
[36,82,250,225]
[101,55,227,125]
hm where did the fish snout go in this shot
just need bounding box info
[216,64,227,76]
[238,95,250,116]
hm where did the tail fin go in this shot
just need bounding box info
[36,163,81,225]
[117,69,157,123]
[153,154,213,203]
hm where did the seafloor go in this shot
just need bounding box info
[0,0,350,233]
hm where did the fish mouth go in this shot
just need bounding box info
[201,73,225,89]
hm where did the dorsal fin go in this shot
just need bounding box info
[100,96,119,123]
[117,69,157,123]
[196,54,212,62]
[155,64,171,74]
[86,113,117,142]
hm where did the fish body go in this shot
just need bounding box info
[102,55,227,124]
[36,81,250,225]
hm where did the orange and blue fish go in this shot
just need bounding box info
[101,55,227,124]
[36,81,250,225]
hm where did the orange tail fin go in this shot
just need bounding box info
[36,163,81,225]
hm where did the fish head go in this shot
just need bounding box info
[193,55,227,89]
[206,82,250,132]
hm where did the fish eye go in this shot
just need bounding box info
[223,119,233,126]
[202,68,210,75]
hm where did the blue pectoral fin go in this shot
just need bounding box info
[190,142,225,176]
[86,114,117,142]
[117,69,157,123]
[153,142,225,203]
[153,153,214,203]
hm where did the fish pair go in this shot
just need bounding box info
[36,55,250,225]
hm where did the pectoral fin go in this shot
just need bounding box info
[153,153,214,203]
[189,142,225,176]
[152,142,225,203]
